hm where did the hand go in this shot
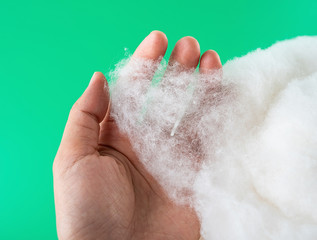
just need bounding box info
[53,31,222,240]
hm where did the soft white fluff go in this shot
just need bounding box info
[108,36,317,239]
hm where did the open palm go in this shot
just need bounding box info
[53,31,222,240]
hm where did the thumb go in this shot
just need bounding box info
[56,72,110,167]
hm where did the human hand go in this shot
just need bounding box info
[53,31,222,240]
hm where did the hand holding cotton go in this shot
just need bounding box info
[109,36,317,239]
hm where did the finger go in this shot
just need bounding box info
[132,30,168,60]
[193,50,223,114]
[165,36,200,74]
[146,37,200,136]
[197,50,222,97]
[124,30,168,82]
[199,50,222,73]
[57,72,110,163]
[159,36,200,91]
[99,31,168,145]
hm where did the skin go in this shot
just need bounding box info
[53,30,222,240]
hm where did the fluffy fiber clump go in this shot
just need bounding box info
[108,36,317,239]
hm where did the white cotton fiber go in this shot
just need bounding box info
[108,36,317,239]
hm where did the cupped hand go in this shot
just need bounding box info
[53,31,222,240]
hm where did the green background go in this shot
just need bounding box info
[0,0,316,238]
